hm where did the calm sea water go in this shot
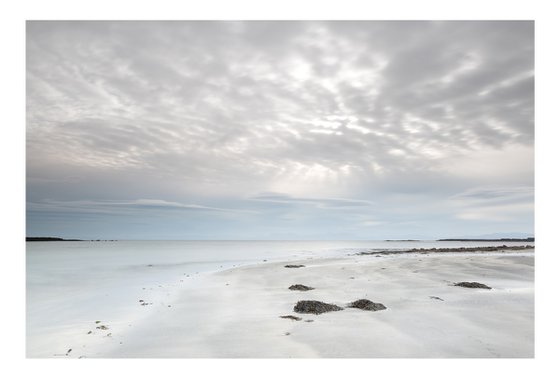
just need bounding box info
[26,240,531,356]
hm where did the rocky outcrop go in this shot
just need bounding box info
[289,284,314,291]
[357,245,534,255]
[348,299,387,311]
[293,300,343,314]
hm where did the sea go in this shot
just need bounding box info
[26,239,531,357]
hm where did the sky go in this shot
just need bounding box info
[26,21,534,240]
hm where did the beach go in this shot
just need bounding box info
[41,248,533,358]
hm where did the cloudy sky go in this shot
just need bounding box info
[26,21,534,240]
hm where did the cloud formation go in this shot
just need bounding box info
[26,21,534,239]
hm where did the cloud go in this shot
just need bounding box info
[27,198,251,215]
[250,192,374,208]
[449,186,534,222]
[26,21,534,239]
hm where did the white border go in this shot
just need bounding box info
[3,1,558,378]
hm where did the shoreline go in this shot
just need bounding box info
[64,249,534,358]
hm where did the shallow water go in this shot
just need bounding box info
[26,240,532,357]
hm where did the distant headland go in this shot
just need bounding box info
[437,238,534,242]
[26,237,117,242]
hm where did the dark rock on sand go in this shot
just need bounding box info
[430,296,444,301]
[454,281,492,289]
[348,299,387,311]
[294,300,343,314]
[289,284,315,291]
[279,315,302,321]
[96,325,109,330]
[285,264,305,268]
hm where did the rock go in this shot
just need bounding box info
[279,315,302,321]
[454,281,492,289]
[429,296,444,301]
[348,299,387,311]
[357,245,534,256]
[293,300,343,314]
[87,331,92,334]
[304,319,314,323]
[289,284,315,291]
[285,264,305,268]
[96,325,109,330]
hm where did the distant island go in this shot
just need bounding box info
[385,239,421,242]
[438,238,534,242]
[26,237,117,242]
[26,237,83,242]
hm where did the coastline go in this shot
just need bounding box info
[54,248,535,358]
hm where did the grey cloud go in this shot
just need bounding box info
[26,21,534,239]
[450,186,534,205]
[448,186,534,223]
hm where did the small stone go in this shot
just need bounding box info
[288,284,314,291]
[285,264,305,268]
[279,315,302,321]
[454,282,492,289]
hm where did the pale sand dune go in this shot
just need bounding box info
[94,251,534,358]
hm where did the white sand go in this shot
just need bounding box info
[72,251,534,358]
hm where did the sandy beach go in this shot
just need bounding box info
[55,249,534,359]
